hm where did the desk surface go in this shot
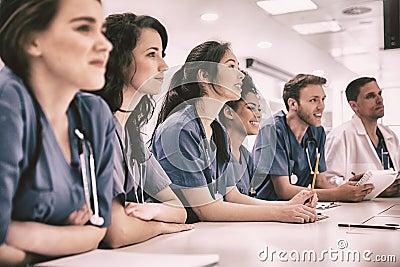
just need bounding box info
[38,198,400,266]
[117,198,400,266]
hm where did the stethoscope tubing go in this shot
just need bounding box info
[75,129,104,226]
[284,116,319,178]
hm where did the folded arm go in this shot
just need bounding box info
[0,243,42,267]
[6,221,105,256]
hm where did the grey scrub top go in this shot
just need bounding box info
[151,105,232,223]
[226,145,254,195]
[113,119,171,204]
[0,67,115,244]
[253,110,326,200]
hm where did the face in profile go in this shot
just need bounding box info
[233,92,261,135]
[27,0,112,90]
[128,28,168,96]
[214,50,244,102]
[351,81,384,120]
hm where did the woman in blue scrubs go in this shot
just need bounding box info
[95,13,191,249]
[152,41,318,224]
[218,71,261,196]
[0,0,114,265]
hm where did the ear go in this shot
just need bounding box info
[197,69,210,83]
[223,106,234,120]
[24,33,43,57]
[348,100,358,112]
[287,98,298,111]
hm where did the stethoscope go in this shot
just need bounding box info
[116,128,146,203]
[27,91,104,226]
[74,128,104,226]
[375,128,394,170]
[305,137,319,175]
[235,147,256,197]
[284,117,319,181]
[195,116,222,200]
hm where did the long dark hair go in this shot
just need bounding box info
[153,41,232,164]
[155,41,232,128]
[97,13,167,163]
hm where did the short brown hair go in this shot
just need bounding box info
[282,74,327,111]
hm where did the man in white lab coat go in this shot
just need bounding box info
[325,77,400,197]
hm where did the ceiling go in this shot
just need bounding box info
[103,0,399,92]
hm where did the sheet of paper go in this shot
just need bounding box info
[35,250,219,267]
[316,202,340,210]
[356,170,397,200]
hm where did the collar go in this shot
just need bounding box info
[352,114,393,141]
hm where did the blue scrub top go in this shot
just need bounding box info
[151,105,232,223]
[253,110,326,200]
[0,67,115,244]
[113,120,171,204]
[226,145,254,195]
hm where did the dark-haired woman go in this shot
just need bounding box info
[219,71,261,195]
[96,13,191,249]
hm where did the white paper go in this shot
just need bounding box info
[356,169,397,200]
[35,250,219,267]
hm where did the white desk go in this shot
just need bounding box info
[38,198,400,266]
[118,198,400,266]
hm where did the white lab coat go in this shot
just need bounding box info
[325,115,400,185]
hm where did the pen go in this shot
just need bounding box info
[338,223,399,230]
[311,153,320,189]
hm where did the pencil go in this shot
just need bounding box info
[311,153,320,189]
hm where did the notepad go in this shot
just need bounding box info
[355,169,398,200]
[35,250,219,267]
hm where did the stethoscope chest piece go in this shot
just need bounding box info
[214,192,223,201]
[290,174,298,184]
[90,214,104,226]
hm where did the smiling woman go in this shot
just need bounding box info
[218,71,261,195]
[0,0,115,266]
[151,41,318,224]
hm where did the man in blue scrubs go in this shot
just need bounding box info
[253,74,374,201]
